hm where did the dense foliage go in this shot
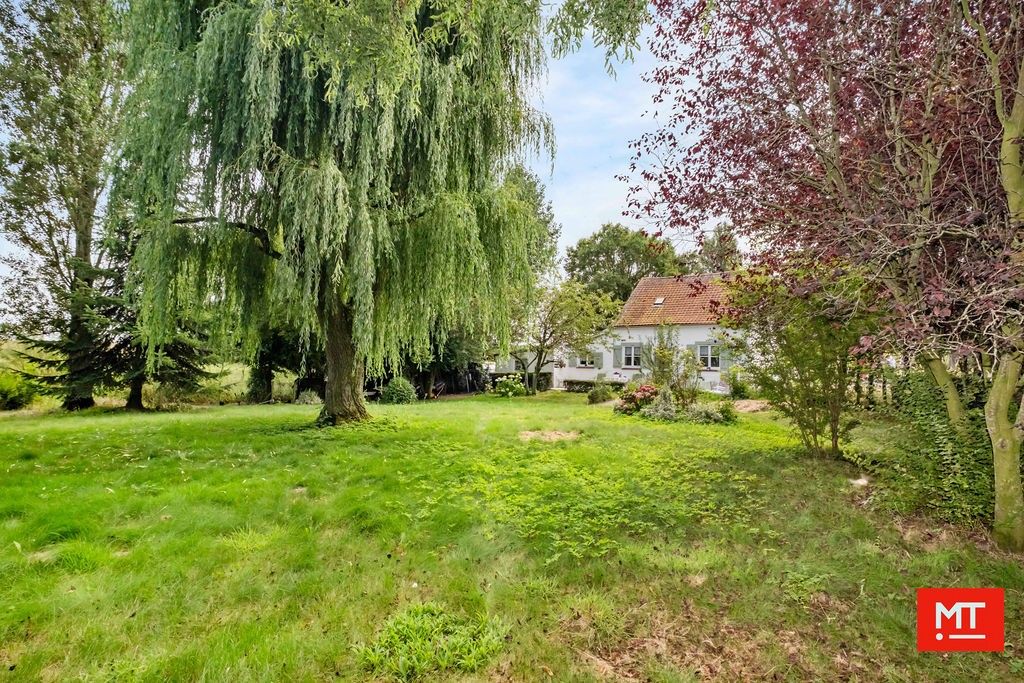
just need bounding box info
[587,378,617,404]
[379,377,417,405]
[0,0,119,409]
[357,603,506,681]
[683,401,738,425]
[493,374,527,398]
[614,383,658,415]
[0,369,35,410]
[847,372,996,525]
[565,223,687,301]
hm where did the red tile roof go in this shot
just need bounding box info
[616,274,728,327]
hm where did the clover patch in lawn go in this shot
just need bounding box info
[356,602,506,681]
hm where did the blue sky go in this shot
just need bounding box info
[529,33,662,255]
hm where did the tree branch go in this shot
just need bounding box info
[171,216,282,260]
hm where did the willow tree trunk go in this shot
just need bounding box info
[125,375,145,411]
[318,303,369,425]
[985,353,1024,551]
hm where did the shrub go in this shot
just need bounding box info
[614,383,658,415]
[357,603,506,681]
[493,374,527,398]
[723,270,874,456]
[295,389,322,405]
[683,401,738,425]
[380,377,417,404]
[564,380,594,393]
[587,378,616,404]
[0,370,35,410]
[725,365,752,399]
[639,389,678,421]
[567,379,625,393]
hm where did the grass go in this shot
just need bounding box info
[0,393,1021,681]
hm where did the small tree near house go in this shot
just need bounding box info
[508,280,619,394]
[641,325,703,407]
[721,267,877,458]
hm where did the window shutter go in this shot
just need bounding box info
[596,351,604,369]
[636,344,645,369]
[569,355,578,368]
[613,346,622,368]
[719,345,731,371]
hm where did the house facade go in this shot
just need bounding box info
[554,274,731,390]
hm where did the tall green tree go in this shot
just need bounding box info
[565,223,689,302]
[122,0,646,425]
[506,166,561,281]
[698,223,742,273]
[0,0,120,409]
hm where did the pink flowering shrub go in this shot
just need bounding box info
[614,384,658,415]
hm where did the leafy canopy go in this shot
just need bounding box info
[565,223,686,302]
[123,0,647,375]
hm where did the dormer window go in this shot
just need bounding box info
[654,297,665,306]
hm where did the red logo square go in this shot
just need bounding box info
[916,588,1004,652]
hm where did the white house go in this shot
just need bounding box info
[554,274,731,390]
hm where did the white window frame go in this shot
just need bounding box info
[578,353,596,368]
[698,344,721,371]
[623,345,641,369]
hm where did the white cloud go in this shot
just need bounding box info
[529,30,664,254]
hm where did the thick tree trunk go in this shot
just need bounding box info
[985,353,1024,551]
[125,375,145,411]
[318,303,369,425]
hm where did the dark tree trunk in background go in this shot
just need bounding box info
[866,372,876,409]
[318,303,369,425]
[247,341,274,403]
[61,309,97,410]
[125,374,145,411]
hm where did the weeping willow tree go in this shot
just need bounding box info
[122,0,645,424]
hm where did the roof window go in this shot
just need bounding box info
[654,297,665,306]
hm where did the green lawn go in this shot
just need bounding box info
[0,394,1020,681]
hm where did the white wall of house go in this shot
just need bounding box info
[554,324,729,389]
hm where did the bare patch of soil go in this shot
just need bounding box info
[733,400,770,413]
[519,430,580,442]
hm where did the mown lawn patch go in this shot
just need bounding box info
[0,393,1020,681]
